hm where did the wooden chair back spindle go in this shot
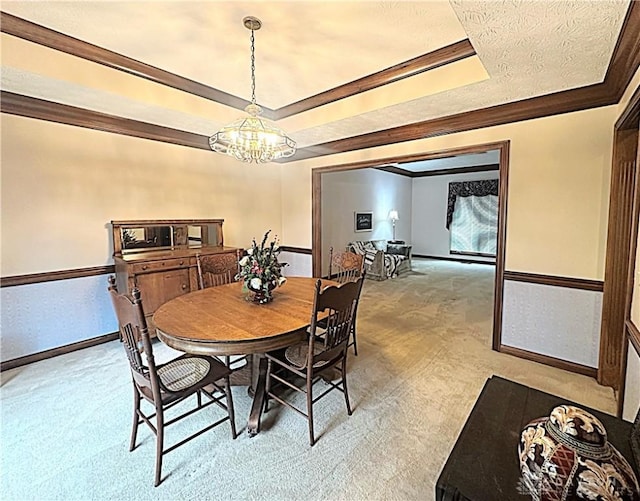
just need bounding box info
[197,249,241,289]
[328,246,365,284]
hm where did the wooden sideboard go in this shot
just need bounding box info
[111,219,240,333]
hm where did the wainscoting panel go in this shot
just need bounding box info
[0,274,116,362]
[502,280,602,368]
[279,251,313,278]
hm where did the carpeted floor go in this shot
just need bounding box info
[0,259,616,500]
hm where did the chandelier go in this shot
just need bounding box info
[209,16,296,163]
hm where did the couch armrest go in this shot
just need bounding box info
[363,249,386,280]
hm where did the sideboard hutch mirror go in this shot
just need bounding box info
[112,219,224,256]
[111,219,238,335]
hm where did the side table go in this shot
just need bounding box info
[387,242,411,258]
[436,376,638,501]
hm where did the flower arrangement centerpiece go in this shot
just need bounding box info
[236,230,288,304]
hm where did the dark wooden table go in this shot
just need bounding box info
[153,276,333,436]
[436,376,638,501]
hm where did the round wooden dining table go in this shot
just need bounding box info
[153,276,334,436]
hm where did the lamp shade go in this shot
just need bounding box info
[388,210,399,221]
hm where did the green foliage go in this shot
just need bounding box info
[236,230,288,299]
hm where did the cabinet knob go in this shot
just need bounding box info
[161,262,165,266]
[142,265,148,270]
[182,284,187,290]
[179,260,184,265]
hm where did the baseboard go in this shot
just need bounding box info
[499,344,597,378]
[1,332,120,371]
[412,254,496,266]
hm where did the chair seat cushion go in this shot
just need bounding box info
[157,356,213,392]
[285,340,330,369]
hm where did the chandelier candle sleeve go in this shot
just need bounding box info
[209,16,296,163]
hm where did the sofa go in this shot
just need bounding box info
[347,240,412,280]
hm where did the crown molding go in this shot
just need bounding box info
[272,39,475,119]
[0,91,210,149]
[1,2,638,157]
[285,82,613,162]
[376,163,499,178]
[283,0,639,162]
[0,11,474,121]
[605,0,640,101]
[0,12,257,115]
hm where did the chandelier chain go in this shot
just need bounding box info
[250,29,256,105]
[208,16,296,163]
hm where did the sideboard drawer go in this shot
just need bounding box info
[131,258,190,274]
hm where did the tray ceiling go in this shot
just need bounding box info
[0,0,632,151]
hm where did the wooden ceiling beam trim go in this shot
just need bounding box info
[0,12,260,116]
[411,164,500,178]
[283,2,639,163]
[604,0,640,101]
[2,4,638,159]
[375,163,498,177]
[272,39,476,119]
[375,165,416,177]
[285,82,614,162]
[0,12,473,121]
[1,91,210,150]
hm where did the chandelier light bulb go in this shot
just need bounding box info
[209,17,296,163]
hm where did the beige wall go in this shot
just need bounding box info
[280,164,312,248]
[1,115,283,275]
[2,102,617,282]
[283,106,616,280]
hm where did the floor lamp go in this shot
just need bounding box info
[389,210,399,242]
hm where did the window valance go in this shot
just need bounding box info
[446,179,498,229]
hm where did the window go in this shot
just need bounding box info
[447,179,498,258]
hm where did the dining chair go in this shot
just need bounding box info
[196,250,248,373]
[328,246,365,283]
[264,276,364,446]
[108,276,237,487]
[326,246,365,355]
[196,249,242,289]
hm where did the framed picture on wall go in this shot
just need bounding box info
[354,212,373,232]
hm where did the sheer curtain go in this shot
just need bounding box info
[447,179,498,257]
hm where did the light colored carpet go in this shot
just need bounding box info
[0,259,616,501]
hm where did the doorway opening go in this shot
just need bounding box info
[311,140,510,350]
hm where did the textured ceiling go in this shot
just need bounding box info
[0,0,631,151]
